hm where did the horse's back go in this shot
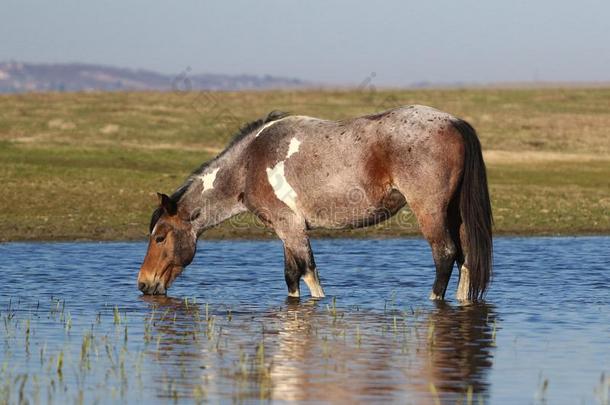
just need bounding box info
[243,105,465,229]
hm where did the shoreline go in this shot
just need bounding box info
[2,230,609,243]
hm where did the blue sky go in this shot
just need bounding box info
[2,0,609,86]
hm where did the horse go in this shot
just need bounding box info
[137,105,493,301]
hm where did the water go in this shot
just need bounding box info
[0,237,608,404]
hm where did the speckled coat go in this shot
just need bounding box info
[138,106,493,301]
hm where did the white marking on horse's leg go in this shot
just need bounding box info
[302,269,325,298]
[287,288,300,298]
[199,167,220,193]
[456,264,471,301]
[286,137,301,158]
[266,161,298,212]
[429,292,443,300]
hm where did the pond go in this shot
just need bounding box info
[1,237,608,404]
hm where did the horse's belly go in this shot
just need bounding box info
[302,188,406,230]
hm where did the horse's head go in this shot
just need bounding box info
[137,193,198,295]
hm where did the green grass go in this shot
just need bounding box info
[488,160,609,234]
[0,88,608,241]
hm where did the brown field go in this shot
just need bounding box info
[0,88,608,241]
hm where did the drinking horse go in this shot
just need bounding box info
[137,105,493,301]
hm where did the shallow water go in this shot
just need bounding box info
[0,237,608,404]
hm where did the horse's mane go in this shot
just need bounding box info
[222,110,289,158]
[189,110,289,179]
[149,110,289,233]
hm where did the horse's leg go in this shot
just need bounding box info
[447,200,470,301]
[391,122,464,300]
[276,225,325,298]
[429,220,458,300]
[302,266,325,298]
[456,223,470,301]
[410,202,458,300]
[282,240,307,298]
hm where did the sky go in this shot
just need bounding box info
[1,0,609,86]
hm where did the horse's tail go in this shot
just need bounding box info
[452,118,493,301]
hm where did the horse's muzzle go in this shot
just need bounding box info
[138,280,166,295]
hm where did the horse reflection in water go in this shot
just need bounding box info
[405,303,497,402]
[268,301,497,403]
[141,296,497,403]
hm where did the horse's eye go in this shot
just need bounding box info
[155,235,166,243]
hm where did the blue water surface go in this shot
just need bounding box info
[0,237,608,404]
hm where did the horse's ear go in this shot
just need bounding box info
[157,192,177,215]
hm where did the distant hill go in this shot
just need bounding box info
[0,62,310,93]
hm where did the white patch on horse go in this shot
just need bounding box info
[254,116,314,138]
[429,292,443,300]
[266,161,298,212]
[302,270,325,298]
[456,264,471,301]
[200,167,220,193]
[254,120,281,138]
[287,289,300,298]
[286,137,301,158]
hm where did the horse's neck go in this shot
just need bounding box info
[180,145,248,235]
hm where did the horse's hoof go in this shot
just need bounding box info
[429,292,444,300]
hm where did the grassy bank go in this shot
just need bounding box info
[0,88,608,241]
